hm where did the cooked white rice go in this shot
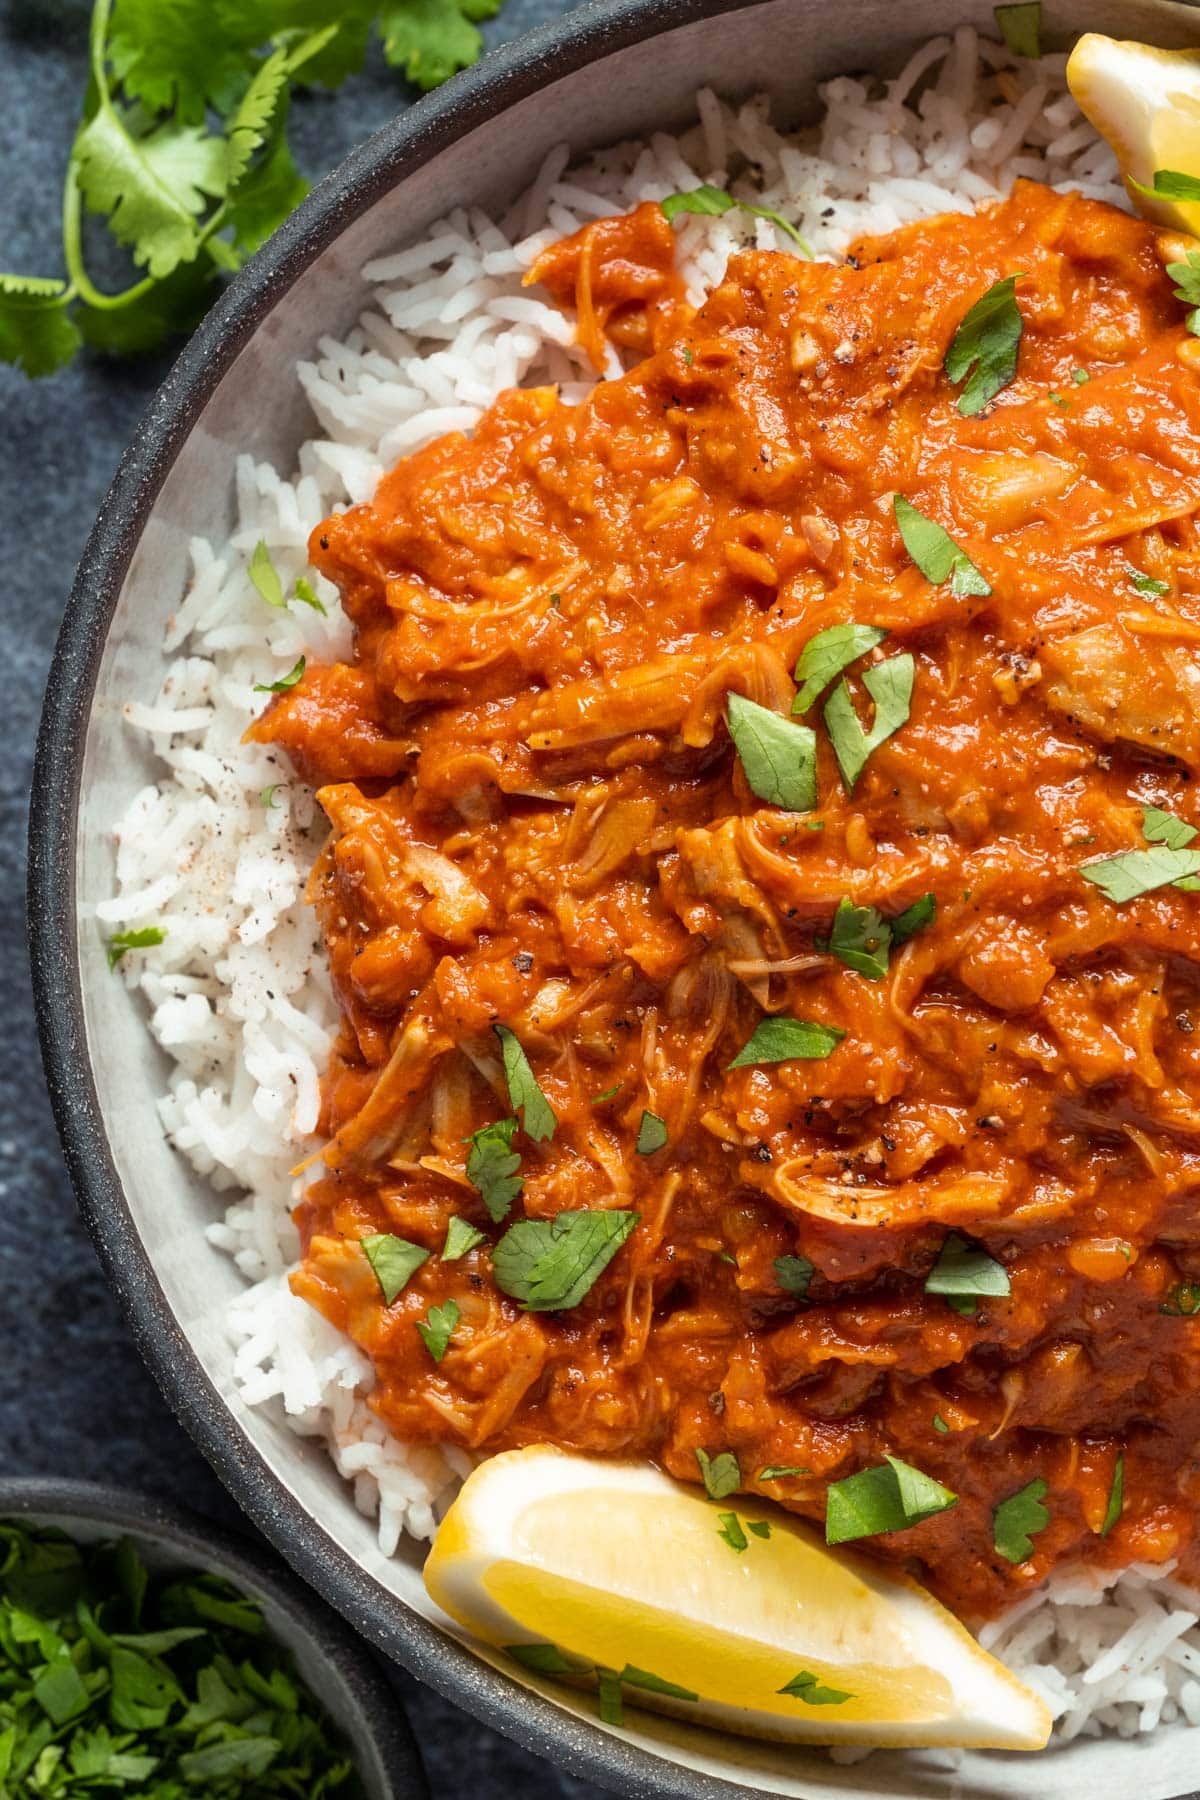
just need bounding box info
[100,20,1200,1747]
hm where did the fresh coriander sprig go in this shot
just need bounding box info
[1,0,509,377]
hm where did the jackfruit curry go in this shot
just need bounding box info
[250,178,1200,1623]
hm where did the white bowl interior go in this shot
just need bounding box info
[72,0,1200,1794]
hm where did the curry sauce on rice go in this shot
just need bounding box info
[108,21,1200,1745]
[248,175,1200,1627]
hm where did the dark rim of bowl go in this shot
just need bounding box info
[26,0,802,1794]
[0,1476,428,1799]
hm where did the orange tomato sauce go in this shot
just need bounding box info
[250,180,1200,1622]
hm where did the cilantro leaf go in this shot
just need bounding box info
[620,1665,698,1701]
[1099,1452,1124,1538]
[76,259,216,355]
[716,1512,748,1552]
[726,693,817,812]
[106,925,166,968]
[792,623,887,715]
[293,574,326,613]
[494,1024,557,1142]
[596,1667,624,1726]
[442,1215,486,1260]
[992,1477,1050,1563]
[379,0,502,92]
[254,654,306,692]
[825,897,891,980]
[747,1519,771,1539]
[825,1456,957,1544]
[994,2,1041,57]
[0,277,83,377]
[506,1642,585,1674]
[1142,804,1197,850]
[933,1413,950,1434]
[660,184,812,254]
[466,1117,523,1222]
[1131,168,1200,204]
[778,1670,853,1705]
[823,653,914,793]
[1081,843,1200,903]
[944,274,1025,414]
[924,1232,1010,1316]
[892,893,937,944]
[893,495,990,598]
[729,1015,845,1067]
[695,1448,741,1500]
[758,1464,810,1480]
[1161,1282,1200,1315]
[492,1210,638,1311]
[416,1298,460,1362]
[361,1232,428,1303]
[249,539,285,607]
[108,0,258,120]
[1166,250,1200,335]
[1128,564,1171,595]
[774,1255,814,1298]
[73,110,227,281]
[636,1110,668,1155]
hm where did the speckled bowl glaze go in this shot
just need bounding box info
[0,1478,427,1799]
[28,0,1200,1796]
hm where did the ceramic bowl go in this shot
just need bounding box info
[28,0,1200,1795]
[0,1478,427,1799]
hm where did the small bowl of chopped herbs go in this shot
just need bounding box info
[0,1479,427,1799]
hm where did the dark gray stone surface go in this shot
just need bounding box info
[0,3,610,1792]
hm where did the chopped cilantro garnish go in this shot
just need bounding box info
[253,655,305,694]
[1142,805,1197,849]
[1132,169,1200,205]
[596,1667,624,1726]
[660,185,813,256]
[260,783,280,808]
[248,539,284,608]
[620,1665,698,1702]
[758,1464,811,1480]
[506,1642,582,1674]
[944,274,1025,415]
[778,1669,854,1705]
[361,1233,428,1304]
[994,2,1041,56]
[416,1298,460,1362]
[293,575,326,614]
[494,1024,557,1142]
[823,653,914,793]
[442,1216,486,1261]
[924,1232,1010,1316]
[636,1110,668,1155]
[1166,249,1200,335]
[825,1456,957,1544]
[0,1520,365,1794]
[491,1210,638,1311]
[726,693,817,812]
[695,1448,741,1500]
[823,898,891,980]
[792,623,887,715]
[466,1117,523,1222]
[894,495,990,598]
[892,892,937,944]
[993,1478,1050,1564]
[590,1084,622,1105]
[1082,843,1200,903]
[1128,566,1170,596]
[729,1016,845,1068]
[1161,1282,1200,1316]
[774,1255,814,1299]
[106,925,166,968]
[716,1512,748,1553]
[932,1413,950,1434]
[1072,366,1090,384]
[1099,1452,1124,1538]
[747,1519,771,1540]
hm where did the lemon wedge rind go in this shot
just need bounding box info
[1066,32,1200,237]
[423,1446,1052,1750]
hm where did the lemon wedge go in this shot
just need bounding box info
[423,1447,1051,1749]
[1067,33,1200,234]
